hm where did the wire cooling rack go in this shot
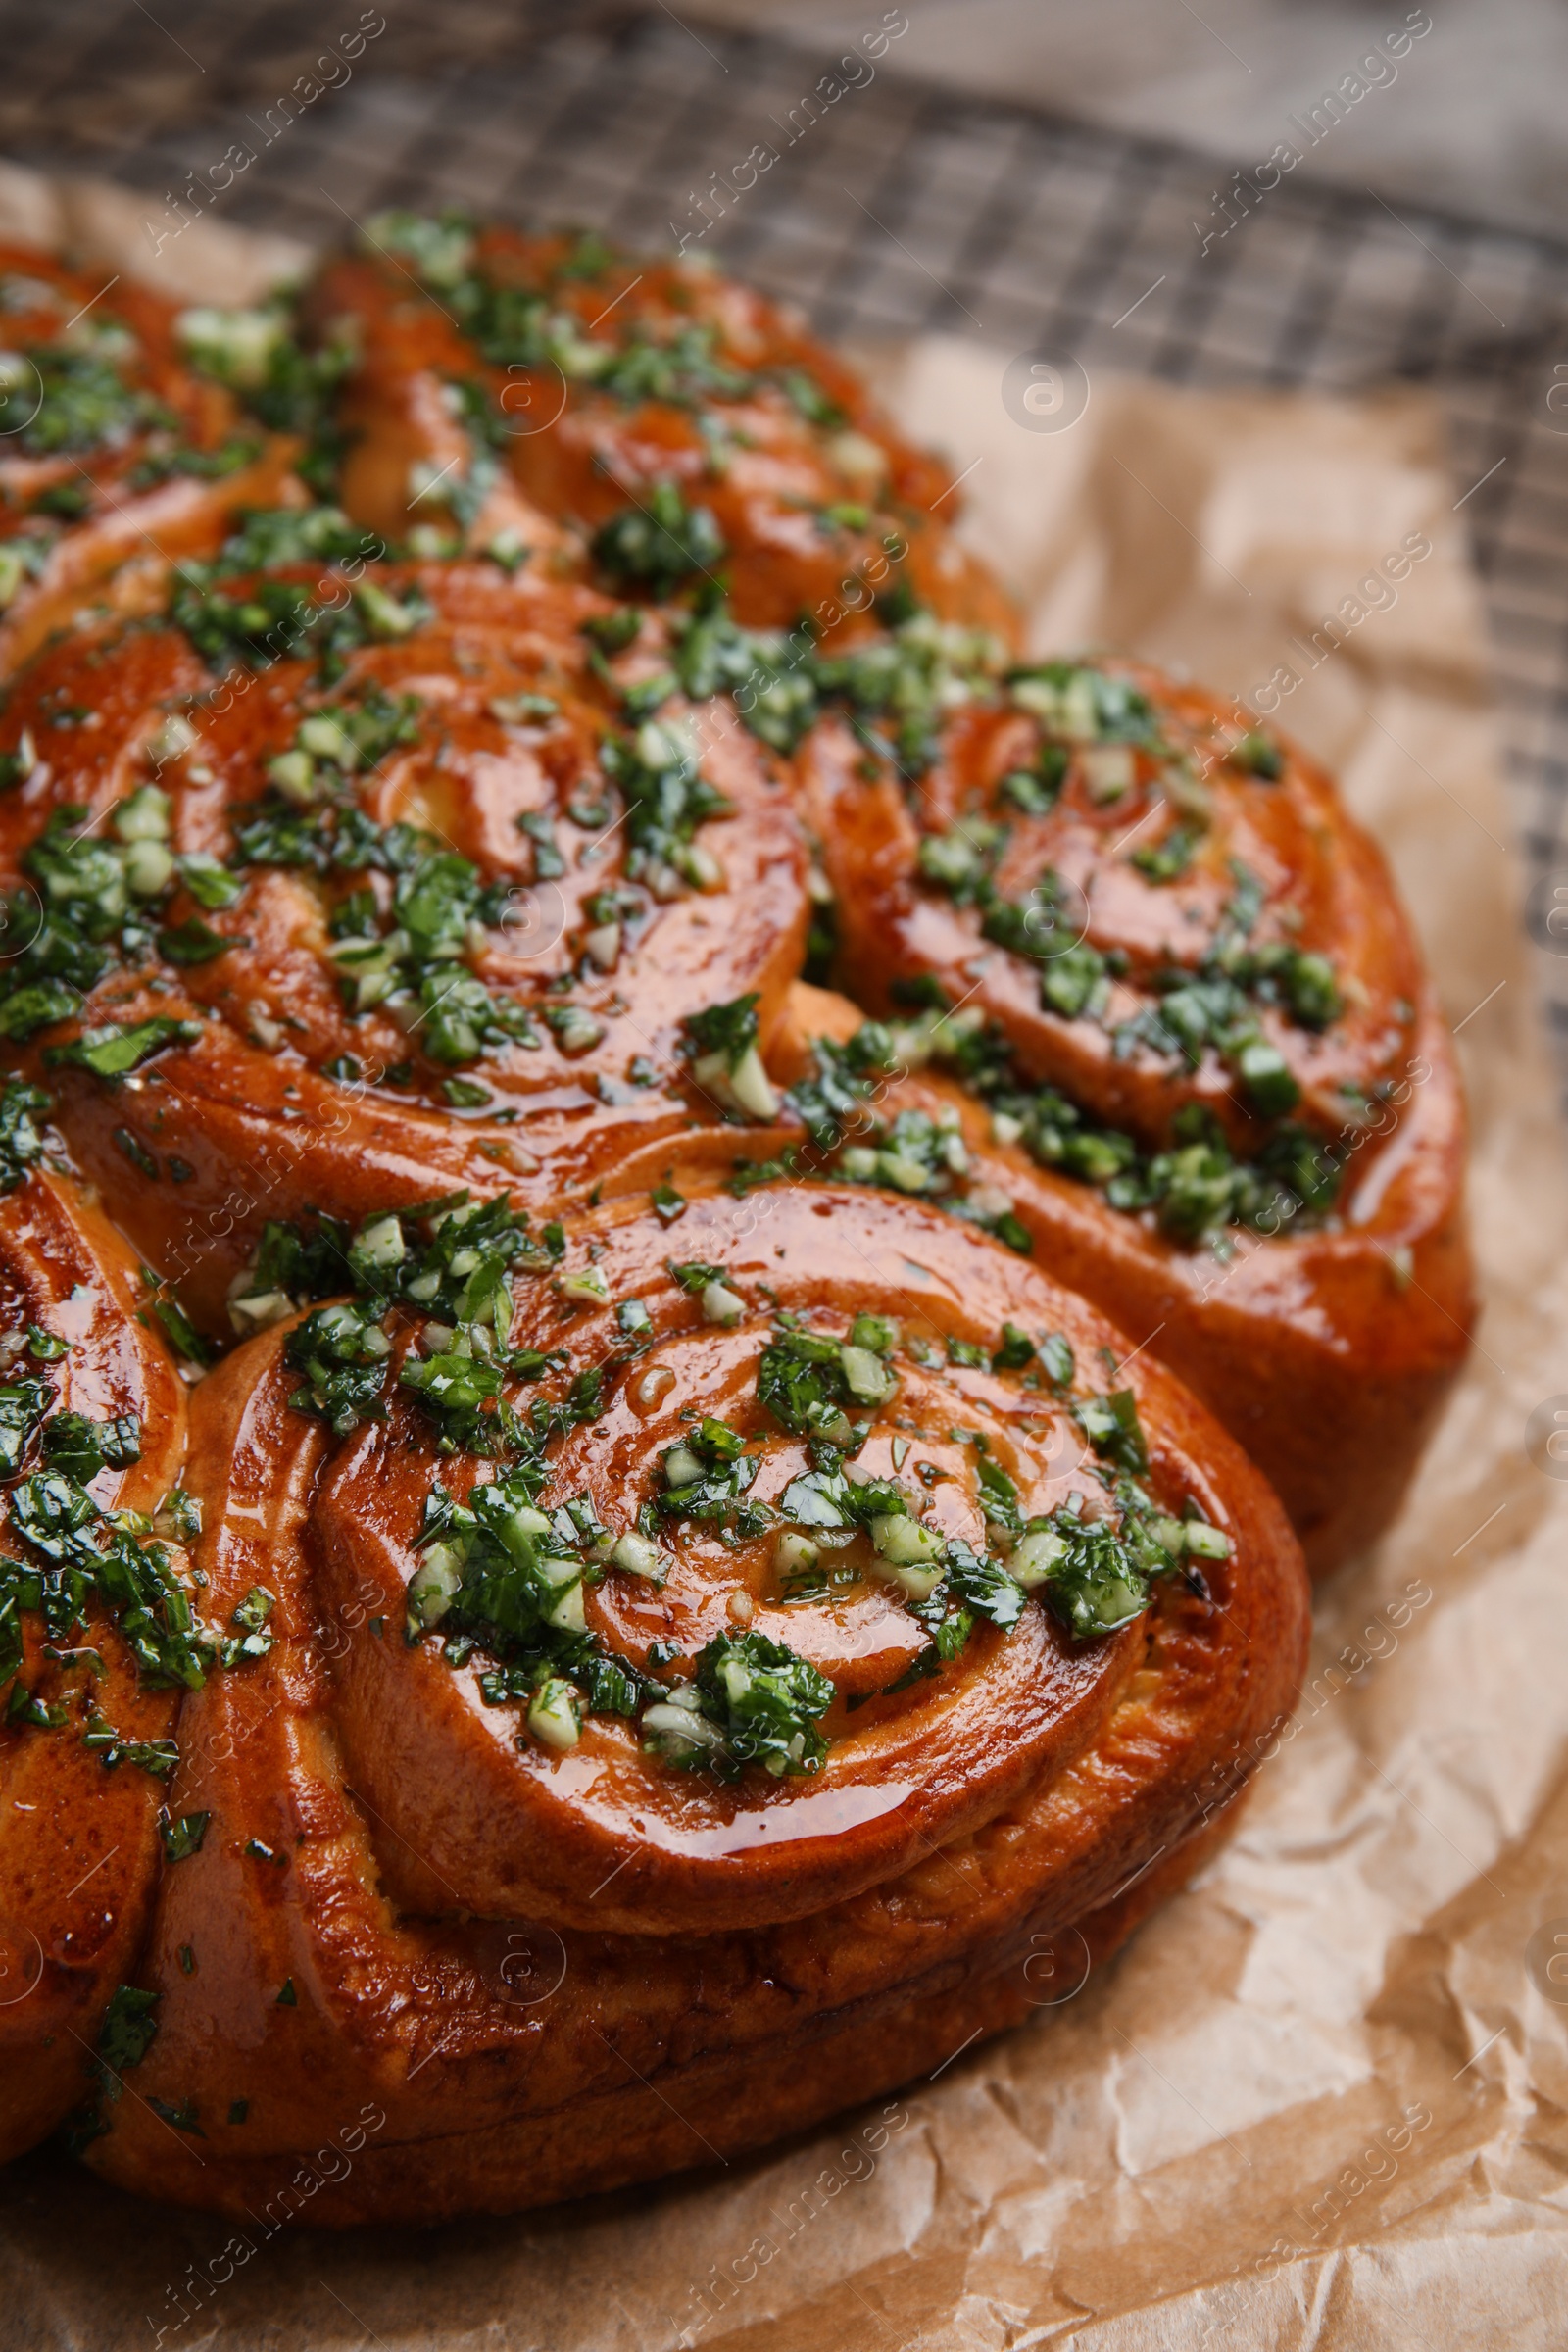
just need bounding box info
[5,1,1568,1088]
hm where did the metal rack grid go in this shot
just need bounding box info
[4,1,1568,1084]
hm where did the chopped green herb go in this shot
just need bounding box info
[591,480,726,595]
[683,994,758,1068]
[667,1259,725,1294]
[157,915,237,966]
[0,1083,49,1191]
[159,1809,211,1862]
[973,1457,1025,1540]
[1131,822,1202,884]
[41,1411,141,1483]
[784,1022,898,1148]
[142,1277,213,1367]
[284,1302,391,1435]
[9,347,167,458]
[1030,1512,1154,1638]
[0,1377,53,1476]
[676,1629,834,1779]
[942,1535,1025,1630]
[1073,1388,1149,1478]
[1230,730,1284,780]
[146,2096,205,2134]
[43,1016,200,1080]
[602,715,733,892]
[81,1716,180,1776]
[176,853,244,911]
[95,1984,160,2092]
[756,1328,857,1443]
[218,1584,275,1669]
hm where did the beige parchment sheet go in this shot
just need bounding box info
[5,172,1568,2352]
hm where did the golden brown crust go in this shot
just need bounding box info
[770,980,1473,1576]
[75,1809,1236,2230]
[799,669,1433,1159]
[309,232,1016,642]
[0,1167,187,2160]
[0,245,299,669]
[81,1180,1307,2221]
[0,561,808,1324]
[282,1190,1162,1936]
[0,222,1451,2226]
[776,661,1474,1574]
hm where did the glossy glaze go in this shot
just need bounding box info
[0,222,1457,2223]
[773,981,1473,1575]
[310,229,1016,640]
[0,245,297,669]
[84,1179,1308,2222]
[0,1166,186,2159]
[0,560,808,1321]
[800,671,1435,1159]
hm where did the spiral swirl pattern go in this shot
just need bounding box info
[0,219,1461,2221]
[79,1177,1307,2221]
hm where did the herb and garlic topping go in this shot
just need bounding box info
[0,520,808,1205]
[220,1179,1228,1796]
[0,1254,270,1777]
[762,1013,1348,1254]
[0,249,302,669]
[313,211,1013,640]
[798,654,1427,1183]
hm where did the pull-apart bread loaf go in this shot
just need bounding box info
[0,215,1462,2218]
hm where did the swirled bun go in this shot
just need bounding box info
[308,222,1015,639]
[776,656,1473,1572]
[0,1141,188,2160]
[0,555,806,1325]
[0,245,297,671]
[292,237,1474,1571]
[81,1176,1307,2223]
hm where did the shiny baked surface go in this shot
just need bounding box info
[0,219,1457,2221]
[0,244,297,672]
[82,1180,1308,2222]
[0,1159,189,2162]
[773,668,1476,1572]
[310,220,1014,640]
[0,551,806,1321]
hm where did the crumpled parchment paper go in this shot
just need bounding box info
[4,169,1567,2352]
